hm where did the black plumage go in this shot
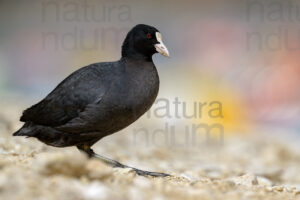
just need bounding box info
[13,24,170,177]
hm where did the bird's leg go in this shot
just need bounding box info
[77,145,170,177]
[77,145,125,167]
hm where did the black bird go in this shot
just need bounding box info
[13,24,170,177]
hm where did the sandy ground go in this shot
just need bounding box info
[0,102,300,200]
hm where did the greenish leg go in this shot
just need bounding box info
[77,145,170,177]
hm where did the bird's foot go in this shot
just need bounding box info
[131,168,170,177]
[111,162,170,177]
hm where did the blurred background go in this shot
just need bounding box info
[1,1,300,199]
[0,0,299,146]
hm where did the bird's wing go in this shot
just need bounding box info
[55,103,110,134]
[20,64,108,127]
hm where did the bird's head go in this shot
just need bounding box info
[122,24,170,60]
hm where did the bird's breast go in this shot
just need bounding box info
[100,64,159,131]
[115,67,159,112]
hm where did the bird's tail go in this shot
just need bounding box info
[12,122,72,147]
[13,122,37,137]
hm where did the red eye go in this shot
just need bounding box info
[146,33,152,39]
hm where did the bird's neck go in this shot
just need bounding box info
[120,57,154,70]
[121,49,153,62]
[121,40,153,62]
